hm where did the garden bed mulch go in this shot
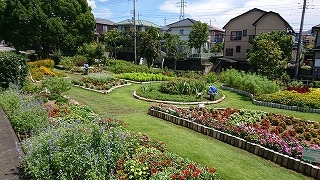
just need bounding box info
[133,91,226,105]
[73,83,132,94]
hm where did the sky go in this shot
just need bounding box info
[87,0,320,32]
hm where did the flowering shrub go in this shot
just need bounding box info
[0,85,48,135]
[28,59,59,80]
[286,85,310,93]
[256,88,320,109]
[22,121,131,179]
[150,104,320,160]
[41,76,71,95]
[27,59,54,68]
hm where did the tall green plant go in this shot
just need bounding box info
[41,76,71,95]
[0,52,28,88]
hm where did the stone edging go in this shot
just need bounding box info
[220,85,320,114]
[148,109,320,179]
[133,91,226,105]
[73,83,132,94]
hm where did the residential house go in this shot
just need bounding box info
[222,8,294,62]
[311,24,320,78]
[166,18,224,44]
[94,18,115,41]
[115,19,160,32]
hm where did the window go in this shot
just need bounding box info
[236,46,241,53]
[226,48,233,56]
[243,30,247,37]
[179,29,184,35]
[249,35,255,43]
[230,31,242,40]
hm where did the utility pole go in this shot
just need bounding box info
[178,0,187,20]
[295,0,307,79]
[164,18,167,26]
[133,0,137,64]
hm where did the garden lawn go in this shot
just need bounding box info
[64,84,317,180]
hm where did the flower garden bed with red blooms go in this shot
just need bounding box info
[148,104,320,178]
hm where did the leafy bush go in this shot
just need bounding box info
[106,59,151,74]
[0,85,48,135]
[22,121,131,180]
[159,77,206,95]
[0,52,29,88]
[22,79,41,94]
[73,55,88,66]
[219,68,281,95]
[41,76,71,95]
[59,56,75,70]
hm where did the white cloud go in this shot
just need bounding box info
[92,7,113,19]
[158,0,319,30]
[87,0,96,9]
[100,0,109,2]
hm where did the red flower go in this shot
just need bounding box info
[195,168,201,173]
[171,174,177,179]
[209,168,215,173]
[182,170,190,176]
[193,173,199,178]
[188,164,194,169]
[179,175,185,179]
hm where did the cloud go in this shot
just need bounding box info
[158,0,319,30]
[87,0,96,9]
[92,7,113,19]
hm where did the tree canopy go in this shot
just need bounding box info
[247,31,294,77]
[163,32,188,70]
[0,0,95,56]
[139,27,161,68]
[188,21,209,50]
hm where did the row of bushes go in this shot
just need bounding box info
[116,72,171,82]
[219,69,281,95]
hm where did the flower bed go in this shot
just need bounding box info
[150,104,320,159]
[256,88,320,109]
[1,87,219,180]
[71,73,128,91]
[148,104,320,178]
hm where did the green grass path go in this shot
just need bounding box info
[64,82,319,180]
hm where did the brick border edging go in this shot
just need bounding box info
[133,91,226,105]
[220,85,320,114]
[73,83,132,94]
[148,108,320,179]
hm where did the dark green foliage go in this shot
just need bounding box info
[77,42,106,65]
[247,31,294,78]
[188,21,209,50]
[139,27,161,68]
[0,52,29,89]
[1,0,95,56]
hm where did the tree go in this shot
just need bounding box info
[211,42,224,52]
[247,31,294,78]
[247,39,284,77]
[163,32,188,70]
[1,0,95,57]
[77,42,105,65]
[101,30,123,59]
[188,21,209,51]
[139,27,161,68]
[0,0,6,40]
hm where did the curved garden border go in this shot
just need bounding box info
[133,91,226,105]
[73,83,132,94]
[220,85,320,114]
[148,108,320,179]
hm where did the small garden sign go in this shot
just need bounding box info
[302,147,320,163]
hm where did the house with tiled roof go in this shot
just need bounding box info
[95,18,115,34]
[166,18,224,43]
[222,8,294,62]
[115,19,160,32]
